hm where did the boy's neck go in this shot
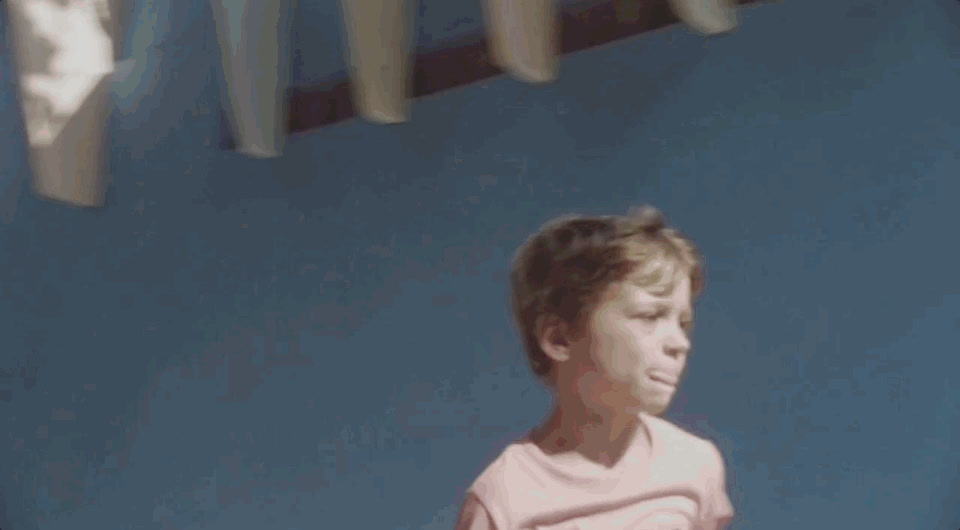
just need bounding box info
[532,398,650,469]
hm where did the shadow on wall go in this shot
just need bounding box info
[0,5,32,223]
[938,0,960,44]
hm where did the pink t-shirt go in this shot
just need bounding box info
[456,413,734,530]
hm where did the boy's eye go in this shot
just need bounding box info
[635,313,661,321]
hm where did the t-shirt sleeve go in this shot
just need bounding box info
[455,492,499,530]
[700,443,735,530]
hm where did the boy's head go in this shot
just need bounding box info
[509,205,704,414]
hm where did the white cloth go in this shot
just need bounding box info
[668,0,739,35]
[482,0,560,84]
[209,0,295,158]
[6,0,741,202]
[213,0,414,149]
[338,0,415,124]
[5,0,118,207]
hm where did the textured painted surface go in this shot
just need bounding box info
[1,0,960,528]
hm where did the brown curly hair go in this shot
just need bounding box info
[508,205,704,383]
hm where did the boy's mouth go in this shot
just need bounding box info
[647,370,678,387]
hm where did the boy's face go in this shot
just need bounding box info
[568,274,694,416]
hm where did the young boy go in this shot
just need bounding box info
[456,206,734,530]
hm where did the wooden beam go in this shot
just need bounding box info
[221,0,768,148]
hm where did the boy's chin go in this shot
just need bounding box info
[614,399,669,417]
[628,396,671,416]
[643,402,669,416]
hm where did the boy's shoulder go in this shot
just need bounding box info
[644,413,727,469]
[467,437,537,498]
[464,438,543,527]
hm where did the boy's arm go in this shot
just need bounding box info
[455,493,499,530]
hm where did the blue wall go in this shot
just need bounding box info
[2,0,959,528]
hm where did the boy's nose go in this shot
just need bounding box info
[664,327,691,358]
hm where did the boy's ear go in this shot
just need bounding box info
[537,314,574,363]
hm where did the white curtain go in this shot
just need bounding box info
[212,0,415,150]
[5,0,741,207]
[480,0,739,86]
[668,0,739,35]
[338,0,415,124]
[482,0,560,84]
[209,0,295,158]
[212,0,740,139]
[5,0,119,207]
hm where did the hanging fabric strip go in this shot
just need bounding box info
[338,0,414,124]
[210,0,294,158]
[6,0,117,207]
[482,0,560,84]
[667,0,739,35]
